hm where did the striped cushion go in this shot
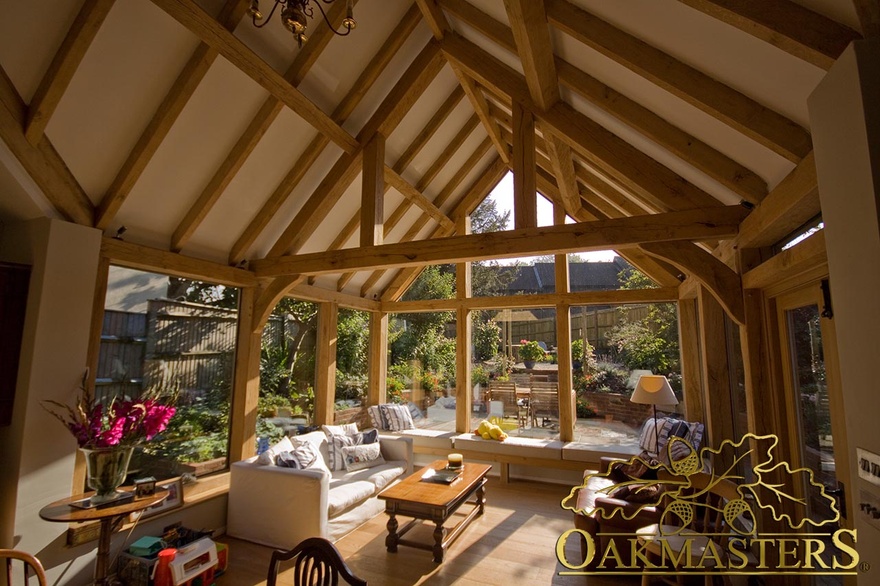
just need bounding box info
[378,404,415,431]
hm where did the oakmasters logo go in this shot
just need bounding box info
[557,433,861,579]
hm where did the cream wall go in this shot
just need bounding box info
[810,38,880,581]
[0,218,228,584]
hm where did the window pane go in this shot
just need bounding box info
[571,302,682,455]
[99,266,238,481]
[257,298,317,447]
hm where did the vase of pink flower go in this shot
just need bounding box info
[44,372,176,505]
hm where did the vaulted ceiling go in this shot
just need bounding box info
[0,0,865,303]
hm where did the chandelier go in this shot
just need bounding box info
[248,0,356,48]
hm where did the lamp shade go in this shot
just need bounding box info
[630,375,678,406]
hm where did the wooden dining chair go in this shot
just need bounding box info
[529,382,559,427]
[1,548,48,586]
[267,537,367,586]
[487,381,525,426]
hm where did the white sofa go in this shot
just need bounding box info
[227,430,413,549]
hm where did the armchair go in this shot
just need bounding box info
[570,416,705,567]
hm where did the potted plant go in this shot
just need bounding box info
[571,339,585,371]
[518,340,546,369]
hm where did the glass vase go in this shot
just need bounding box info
[81,446,134,505]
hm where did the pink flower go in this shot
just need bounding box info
[43,376,177,449]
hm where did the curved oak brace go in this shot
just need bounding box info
[252,275,305,333]
[640,241,745,325]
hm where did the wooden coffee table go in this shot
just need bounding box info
[378,460,491,562]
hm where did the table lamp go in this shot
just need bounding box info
[630,374,679,458]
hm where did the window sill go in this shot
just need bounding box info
[66,472,230,547]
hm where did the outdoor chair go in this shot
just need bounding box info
[487,381,526,427]
[1,549,47,586]
[267,537,367,586]
[529,383,559,427]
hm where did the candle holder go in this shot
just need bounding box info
[447,453,463,470]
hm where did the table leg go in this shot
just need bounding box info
[476,483,486,515]
[432,523,446,563]
[94,518,113,585]
[385,513,399,552]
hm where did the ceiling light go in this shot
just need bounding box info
[249,0,356,49]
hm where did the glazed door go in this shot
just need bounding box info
[776,283,850,584]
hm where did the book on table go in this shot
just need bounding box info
[421,467,462,484]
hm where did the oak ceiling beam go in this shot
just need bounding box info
[494,105,654,217]
[150,0,358,152]
[714,151,820,266]
[355,136,495,296]
[414,0,510,165]
[443,33,722,213]
[440,0,767,204]
[101,238,256,287]
[555,61,767,204]
[227,4,422,265]
[333,88,471,290]
[170,0,353,252]
[511,102,537,229]
[502,0,581,220]
[361,133,385,247]
[640,240,745,324]
[675,0,860,70]
[535,166,684,288]
[25,0,116,144]
[503,0,559,110]
[252,206,749,278]
[545,0,812,163]
[384,168,454,231]
[266,41,444,258]
[378,155,508,301]
[742,229,826,290]
[384,286,679,313]
[96,0,249,231]
[0,66,94,225]
[395,85,464,173]
[853,0,880,38]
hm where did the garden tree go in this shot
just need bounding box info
[470,197,516,298]
[167,277,238,308]
[608,267,680,376]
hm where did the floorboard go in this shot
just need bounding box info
[216,477,639,585]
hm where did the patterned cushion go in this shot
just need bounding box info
[638,417,704,465]
[341,442,385,472]
[275,442,319,469]
[327,429,378,471]
[290,436,331,475]
[368,405,383,429]
[378,404,415,431]
[256,436,293,466]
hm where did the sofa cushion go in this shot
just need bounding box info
[332,460,405,488]
[327,429,379,471]
[291,431,333,471]
[328,480,377,518]
[257,436,294,466]
[453,433,564,460]
[275,441,321,469]
[342,442,385,472]
[378,404,414,431]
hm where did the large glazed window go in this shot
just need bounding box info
[97,266,239,481]
[257,297,318,448]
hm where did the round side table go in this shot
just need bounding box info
[40,488,169,585]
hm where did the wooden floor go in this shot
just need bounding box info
[216,477,638,585]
